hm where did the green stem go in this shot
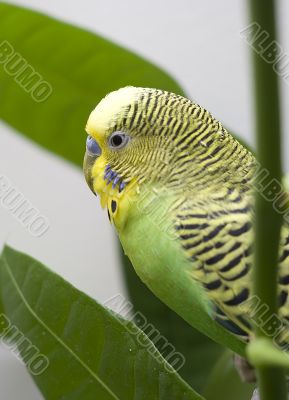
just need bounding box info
[249,1,287,399]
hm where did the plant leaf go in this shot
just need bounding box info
[0,245,205,400]
[0,2,183,165]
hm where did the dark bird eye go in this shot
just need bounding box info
[86,136,101,155]
[108,131,130,149]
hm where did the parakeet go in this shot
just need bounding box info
[83,86,289,352]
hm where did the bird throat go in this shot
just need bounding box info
[91,157,140,230]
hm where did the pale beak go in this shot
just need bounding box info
[83,141,102,194]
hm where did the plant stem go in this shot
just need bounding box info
[249,1,287,399]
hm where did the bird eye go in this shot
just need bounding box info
[86,135,101,155]
[108,132,130,149]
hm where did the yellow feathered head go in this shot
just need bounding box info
[84,86,185,200]
[84,86,253,226]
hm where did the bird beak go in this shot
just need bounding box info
[83,144,101,195]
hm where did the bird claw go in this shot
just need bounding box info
[233,354,256,383]
[251,388,259,400]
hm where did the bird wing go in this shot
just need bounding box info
[174,185,289,341]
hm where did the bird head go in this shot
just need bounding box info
[84,86,183,190]
[84,86,254,226]
[83,87,184,217]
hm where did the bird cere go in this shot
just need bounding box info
[83,86,289,349]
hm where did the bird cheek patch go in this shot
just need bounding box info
[103,164,127,193]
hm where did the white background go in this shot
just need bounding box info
[0,0,289,398]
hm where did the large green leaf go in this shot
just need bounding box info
[0,2,183,165]
[0,245,204,400]
[0,2,226,392]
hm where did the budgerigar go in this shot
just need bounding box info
[83,86,289,352]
